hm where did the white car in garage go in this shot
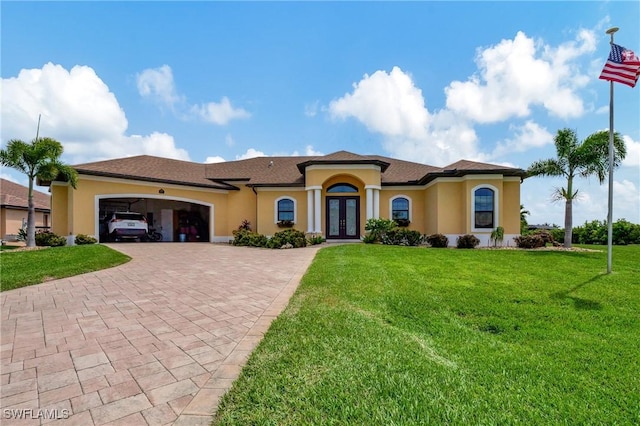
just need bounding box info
[105,212,148,241]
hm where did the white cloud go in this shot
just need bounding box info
[205,156,226,163]
[236,148,265,160]
[225,134,236,147]
[621,135,640,168]
[328,67,478,165]
[330,66,430,140]
[1,63,189,163]
[137,65,250,126]
[305,145,323,156]
[136,64,182,107]
[191,97,251,125]
[492,120,554,158]
[445,30,594,123]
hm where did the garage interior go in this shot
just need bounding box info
[98,197,210,243]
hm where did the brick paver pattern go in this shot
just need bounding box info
[1,243,319,425]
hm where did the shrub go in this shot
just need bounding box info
[426,233,449,248]
[382,228,424,246]
[238,220,252,231]
[232,229,268,247]
[456,234,480,249]
[531,230,556,246]
[513,234,545,249]
[361,234,378,244]
[267,228,307,249]
[364,218,397,243]
[17,227,27,242]
[75,234,98,245]
[307,235,325,245]
[35,230,67,247]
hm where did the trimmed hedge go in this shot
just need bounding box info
[456,234,480,249]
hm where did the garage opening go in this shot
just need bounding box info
[98,197,211,243]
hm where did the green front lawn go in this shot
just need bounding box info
[1,244,130,291]
[214,245,640,425]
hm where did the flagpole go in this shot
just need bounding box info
[606,27,618,274]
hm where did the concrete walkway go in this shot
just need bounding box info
[1,243,319,425]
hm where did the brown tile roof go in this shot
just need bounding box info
[72,155,231,189]
[444,159,518,171]
[0,179,51,210]
[206,156,306,186]
[62,152,524,189]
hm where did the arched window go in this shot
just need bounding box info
[327,183,358,193]
[391,197,409,220]
[277,198,295,222]
[474,188,494,229]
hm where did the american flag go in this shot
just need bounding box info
[599,43,640,88]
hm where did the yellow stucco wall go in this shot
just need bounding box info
[306,166,381,187]
[51,183,69,237]
[502,179,521,234]
[434,181,464,234]
[255,189,307,236]
[424,185,438,235]
[379,189,426,233]
[227,185,257,234]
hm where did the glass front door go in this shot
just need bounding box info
[326,196,360,239]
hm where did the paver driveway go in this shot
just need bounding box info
[1,243,319,425]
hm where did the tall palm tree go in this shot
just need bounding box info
[1,137,78,247]
[527,128,625,248]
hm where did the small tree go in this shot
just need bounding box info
[0,137,77,247]
[490,226,504,247]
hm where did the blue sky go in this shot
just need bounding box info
[2,1,639,226]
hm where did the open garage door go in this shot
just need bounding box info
[98,196,211,243]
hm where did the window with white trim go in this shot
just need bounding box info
[277,198,295,221]
[474,188,494,229]
[391,197,409,220]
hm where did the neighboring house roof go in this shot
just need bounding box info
[0,178,51,211]
[66,151,525,189]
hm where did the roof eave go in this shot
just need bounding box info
[417,168,526,185]
[73,170,233,190]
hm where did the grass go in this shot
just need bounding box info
[0,244,22,251]
[1,244,130,291]
[214,244,640,425]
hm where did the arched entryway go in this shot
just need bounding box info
[324,179,362,240]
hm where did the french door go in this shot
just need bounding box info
[326,196,360,239]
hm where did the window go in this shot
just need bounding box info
[474,188,494,229]
[277,198,295,221]
[327,183,358,193]
[391,197,409,220]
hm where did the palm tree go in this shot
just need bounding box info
[0,137,77,247]
[520,204,530,234]
[526,128,625,248]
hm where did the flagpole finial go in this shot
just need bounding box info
[606,27,619,44]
